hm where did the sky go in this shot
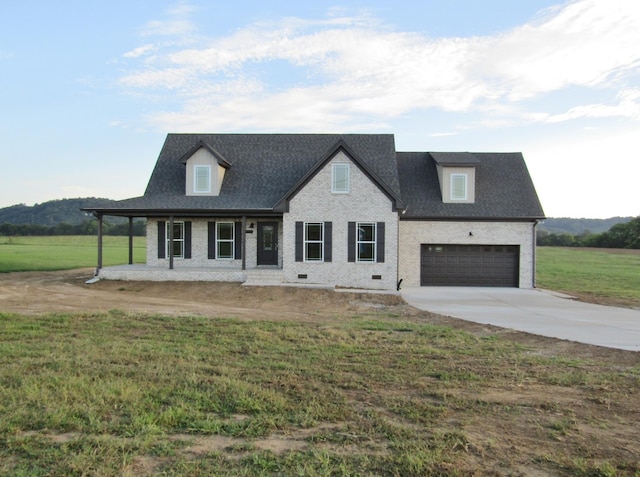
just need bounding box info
[1,0,639,219]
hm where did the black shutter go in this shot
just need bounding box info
[184,221,192,259]
[347,222,356,262]
[376,222,385,263]
[158,221,166,259]
[208,222,216,259]
[295,221,303,262]
[234,222,242,259]
[324,222,332,262]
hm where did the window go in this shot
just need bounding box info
[332,164,350,193]
[216,222,234,259]
[304,222,324,261]
[166,221,184,258]
[295,222,331,262]
[357,223,376,262]
[450,173,467,200]
[194,165,211,193]
[348,222,385,263]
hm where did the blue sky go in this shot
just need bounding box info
[1,0,639,218]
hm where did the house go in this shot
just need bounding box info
[83,133,544,290]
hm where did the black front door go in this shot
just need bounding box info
[257,222,278,266]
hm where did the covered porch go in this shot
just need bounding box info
[84,209,284,281]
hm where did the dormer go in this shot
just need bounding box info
[180,141,231,196]
[430,152,479,204]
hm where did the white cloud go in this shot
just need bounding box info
[117,0,640,132]
[476,0,640,100]
[123,44,157,59]
[544,88,640,122]
[139,1,198,37]
[141,19,195,37]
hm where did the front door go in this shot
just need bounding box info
[257,222,278,266]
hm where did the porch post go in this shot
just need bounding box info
[169,215,174,270]
[96,213,103,273]
[241,216,247,270]
[128,217,134,265]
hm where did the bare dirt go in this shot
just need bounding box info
[2,269,640,474]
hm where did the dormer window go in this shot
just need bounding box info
[194,165,211,193]
[332,163,350,193]
[430,152,478,204]
[181,142,231,197]
[450,173,468,201]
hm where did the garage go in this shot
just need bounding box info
[420,244,519,287]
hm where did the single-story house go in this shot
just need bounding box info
[83,133,545,290]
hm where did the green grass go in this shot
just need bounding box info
[1,242,639,474]
[1,312,637,475]
[536,247,640,304]
[0,236,145,272]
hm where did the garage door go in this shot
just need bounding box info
[421,245,519,287]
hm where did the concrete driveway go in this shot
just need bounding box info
[401,287,640,351]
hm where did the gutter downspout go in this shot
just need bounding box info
[128,217,134,265]
[241,216,247,271]
[169,216,174,270]
[96,213,103,275]
[396,208,406,291]
[532,220,539,288]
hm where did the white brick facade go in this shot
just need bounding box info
[398,220,537,288]
[283,151,400,290]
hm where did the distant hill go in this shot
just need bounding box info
[538,216,634,235]
[0,198,118,226]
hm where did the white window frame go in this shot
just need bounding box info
[356,222,376,262]
[194,165,211,193]
[304,222,324,262]
[216,222,235,260]
[166,221,185,259]
[450,173,468,201]
[332,163,350,194]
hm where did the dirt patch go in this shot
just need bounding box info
[0,268,406,321]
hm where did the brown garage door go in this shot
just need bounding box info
[421,245,519,287]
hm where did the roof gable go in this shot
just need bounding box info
[179,140,232,169]
[274,139,405,212]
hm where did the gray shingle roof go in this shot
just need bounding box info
[83,134,544,221]
[397,152,545,219]
[89,133,400,215]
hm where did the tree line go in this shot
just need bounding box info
[0,198,122,226]
[0,220,146,237]
[537,216,640,249]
